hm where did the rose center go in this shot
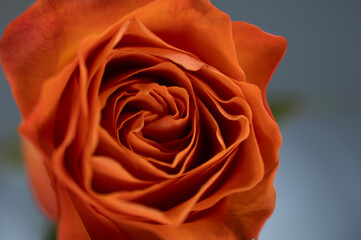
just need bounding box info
[101,80,192,165]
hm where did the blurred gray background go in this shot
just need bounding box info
[1,0,361,239]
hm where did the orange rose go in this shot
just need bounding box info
[0,0,286,239]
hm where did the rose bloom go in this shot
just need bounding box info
[0,0,286,239]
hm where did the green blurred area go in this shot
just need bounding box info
[269,95,301,123]
[44,224,56,240]
[0,135,22,167]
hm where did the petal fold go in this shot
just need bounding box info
[232,21,287,116]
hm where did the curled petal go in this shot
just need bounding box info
[232,21,287,117]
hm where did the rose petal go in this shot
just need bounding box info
[232,21,287,117]
[89,156,153,193]
[193,127,263,212]
[97,127,171,180]
[135,0,245,81]
[22,139,57,220]
[237,82,282,172]
[117,200,239,240]
[56,185,91,240]
[225,163,279,240]
[0,0,155,117]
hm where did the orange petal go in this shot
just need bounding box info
[225,163,279,240]
[0,0,155,117]
[22,138,57,220]
[118,200,239,240]
[232,21,287,116]
[56,184,91,240]
[237,82,282,172]
[135,0,245,81]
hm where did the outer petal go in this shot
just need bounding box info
[238,82,282,172]
[136,0,245,81]
[22,138,58,220]
[232,21,287,117]
[225,163,279,240]
[0,0,156,117]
